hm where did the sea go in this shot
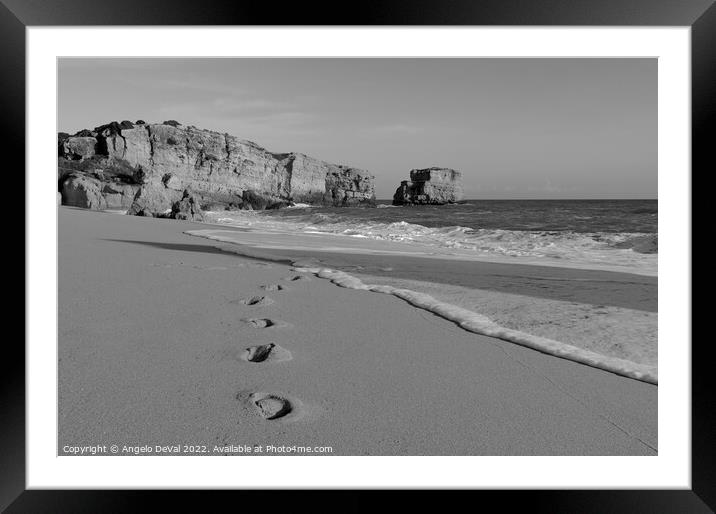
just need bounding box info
[203,199,658,275]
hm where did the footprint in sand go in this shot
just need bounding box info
[241,296,274,306]
[261,284,286,292]
[248,392,298,420]
[284,275,311,282]
[242,343,292,363]
[243,317,280,328]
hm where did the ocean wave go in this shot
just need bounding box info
[204,210,657,268]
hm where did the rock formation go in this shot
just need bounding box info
[61,173,139,211]
[170,190,205,222]
[58,120,376,216]
[392,167,464,205]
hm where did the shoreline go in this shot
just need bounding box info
[59,207,657,455]
[187,228,657,384]
[102,207,658,277]
[201,204,658,278]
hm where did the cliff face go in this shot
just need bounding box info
[392,167,464,205]
[58,120,376,215]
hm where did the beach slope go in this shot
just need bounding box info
[58,208,656,455]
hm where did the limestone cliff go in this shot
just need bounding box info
[392,167,464,205]
[58,120,376,215]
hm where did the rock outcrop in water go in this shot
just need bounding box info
[392,167,464,205]
[58,120,376,216]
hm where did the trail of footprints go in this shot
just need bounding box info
[235,274,311,421]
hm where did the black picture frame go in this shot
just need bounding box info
[7,0,710,511]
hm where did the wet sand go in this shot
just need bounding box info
[185,227,657,312]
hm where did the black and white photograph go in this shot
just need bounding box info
[56,57,659,457]
[6,0,710,506]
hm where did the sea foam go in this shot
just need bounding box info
[202,209,657,275]
[185,229,658,385]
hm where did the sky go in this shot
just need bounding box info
[58,58,656,199]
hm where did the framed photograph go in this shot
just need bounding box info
[10,0,710,510]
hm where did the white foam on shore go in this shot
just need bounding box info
[185,229,658,385]
[298,267,657,385]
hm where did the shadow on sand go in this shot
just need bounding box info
[101,239,232,256]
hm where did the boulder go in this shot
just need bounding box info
[61,137,97,160]
[61,174,106,210]
[101,182,140,210]
[126,184,183,217]
[170,190,205,221]
[393,167,464,205]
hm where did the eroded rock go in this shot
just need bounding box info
[61,137,97,161]
[170,190,205,221]
[126,183,182,217]
[393,167,464,205]
[58,119,377,215]
[61,174,106,210]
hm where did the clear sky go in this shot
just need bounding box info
[58,58,656,199]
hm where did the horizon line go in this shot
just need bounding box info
[374,198,658,202]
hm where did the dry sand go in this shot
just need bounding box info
[58,207,657,455]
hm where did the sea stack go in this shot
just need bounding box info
[58,120,376,216]
[392,167,464,205]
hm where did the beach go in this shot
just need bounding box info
[58,207,657,456]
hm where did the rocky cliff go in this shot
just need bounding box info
[392,167,464,205]
[58,120,376,216]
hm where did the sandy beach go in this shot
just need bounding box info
[58,207,657,456]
